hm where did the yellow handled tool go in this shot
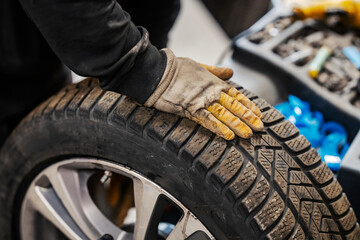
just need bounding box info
[292,0,360,28]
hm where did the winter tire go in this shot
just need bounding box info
[0,78,359,240]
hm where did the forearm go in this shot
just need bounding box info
[19,0,166,103]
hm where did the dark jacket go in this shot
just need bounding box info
[2,0,179,103]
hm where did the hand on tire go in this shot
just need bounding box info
[144,49,264,140]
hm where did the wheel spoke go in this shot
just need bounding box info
[20,159,214,240]
[42,166,123,239]
[166,211,211,240]
[22,185,86,240]
[133,178,161,240]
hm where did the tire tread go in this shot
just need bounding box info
[7,78,359,239]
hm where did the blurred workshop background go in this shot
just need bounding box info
[168,0,269,63]
[168,0,360,217]
[73,0,269,82]
[73,0,360,182]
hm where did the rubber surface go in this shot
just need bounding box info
[0,78,359,240]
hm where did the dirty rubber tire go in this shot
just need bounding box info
[0,78,359,240]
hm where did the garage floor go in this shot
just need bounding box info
[168,0,230,64]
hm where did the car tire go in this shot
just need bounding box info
[0,78,359,240]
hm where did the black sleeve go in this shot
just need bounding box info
[19,0,167,104]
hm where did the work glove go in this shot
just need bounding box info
[144,49,264,140]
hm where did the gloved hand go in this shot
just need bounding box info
[144,49,264,140]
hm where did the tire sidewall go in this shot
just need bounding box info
[0,117,253,240]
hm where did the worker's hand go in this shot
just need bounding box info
[144,49,263,140]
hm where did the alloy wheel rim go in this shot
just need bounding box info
[20,158,214,240]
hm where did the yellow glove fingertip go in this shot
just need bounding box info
[252,106,262,118]
[227,87,240,98]
[224,130,235,140]
[253,119,264,132]
[207,103,225,116]
[208,103,253,139]
[208,114,235,140]
[218,67,234,80]
[193,111,235,141]
[219,92,263,132]
[227,87,263,119]
[242,130,253,139]
[233,123,253,139]
[219,92,235,107]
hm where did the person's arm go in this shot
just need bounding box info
[19,0,166,104]
[20,0,264,140]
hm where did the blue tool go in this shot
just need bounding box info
[276,95,349,171]
[318,122,349,171]
[343,46,360,69]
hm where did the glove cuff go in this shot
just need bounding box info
[144,48,177,107]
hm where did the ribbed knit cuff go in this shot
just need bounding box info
[144,48,177,107]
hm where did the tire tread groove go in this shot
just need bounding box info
[3,79,357,240]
